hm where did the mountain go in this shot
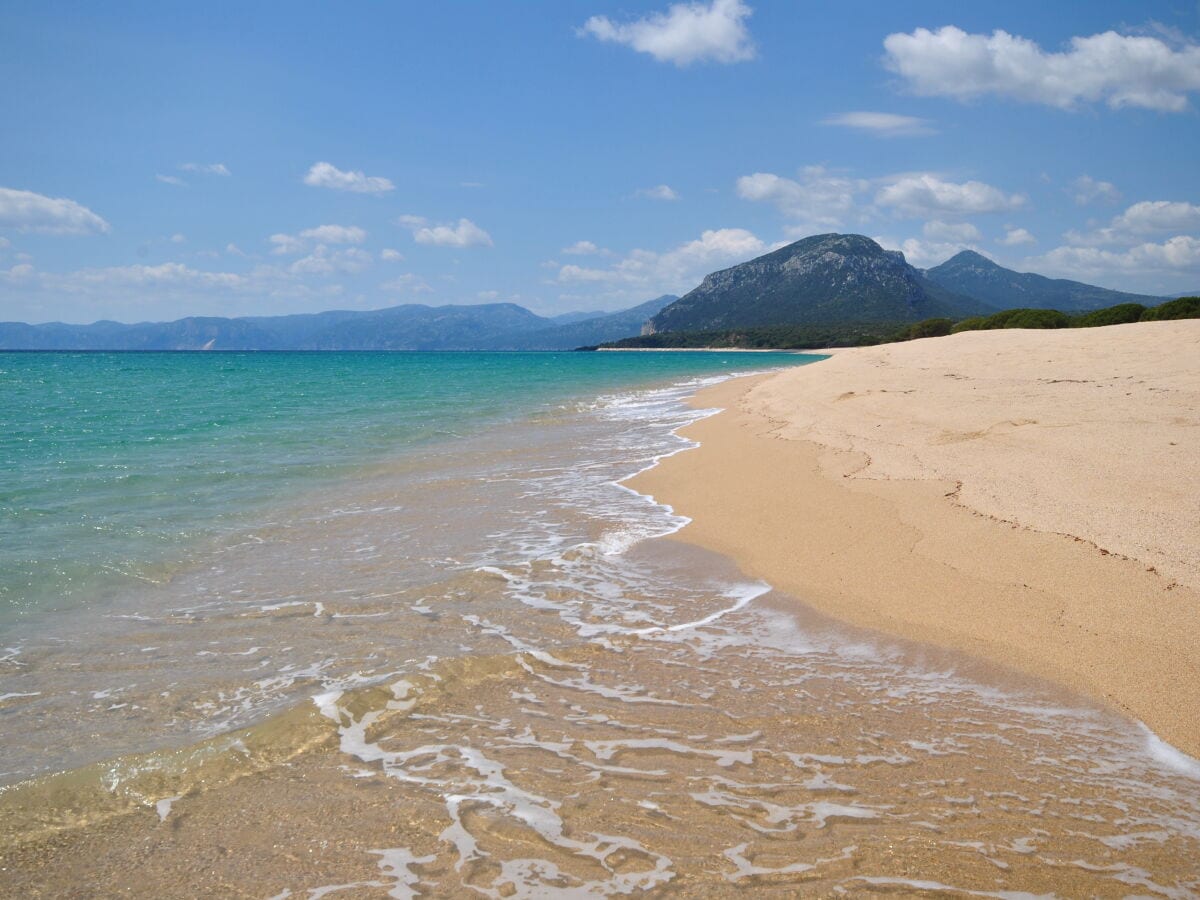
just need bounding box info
[648,234,983,334]
[480,295,676,350]
[0,298,668,351]
[924,250,1162,312]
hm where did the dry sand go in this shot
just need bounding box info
[630,320,1200,754]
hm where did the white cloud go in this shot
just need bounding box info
[63,262,245,289]
[398,216,493,248]
[380,248,404,262]
[156,174,186,187]
[170,233,186,244]
[0,236,10,249]
[821,111,935,137]
[1066,200,1200,246]
[1110,200,1200,235]
[562,240,605,255]
[477,290,499,300]
[1030,236,1200,277]
[301,224,367,245]
[999,227,1036,246]
[288,246,372,276]
[380,273,433,294]
[635,184,680,201]
[303,161,394,194]
[876,174,1025,217]
[225,243,247,257]
[580,0,755,66]
[556,227,765,295]
[180,162,230,176]
[1071,175,1122,206]
[736,166,868,230]
[269,224,366,255]
[0,186,111,235]
[875,235,978,268]
[922,220,981,242]
[883,26,1200,112]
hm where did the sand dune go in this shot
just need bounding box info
[632,320,1200,753]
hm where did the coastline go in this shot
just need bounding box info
[630,321,1200,755]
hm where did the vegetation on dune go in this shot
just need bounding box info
[1140,296,1200,320]
[1071,303,1146,328]
[592,297,1200,351]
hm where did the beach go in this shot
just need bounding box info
[631,319,1200,756]
[3,347,1200,896]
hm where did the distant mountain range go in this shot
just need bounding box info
[1,235,1184,350]
[0,296,677,351]
[647,234,985,334]
[924,250,1163,312]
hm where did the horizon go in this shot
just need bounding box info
[4,238,1190,329]
[3,2,1200,324]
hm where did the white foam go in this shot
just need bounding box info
[1139,723,1200,780]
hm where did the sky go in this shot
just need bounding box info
[2,0,1200,324]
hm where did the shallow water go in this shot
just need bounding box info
[1,353,1198,896]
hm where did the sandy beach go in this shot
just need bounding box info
[631,320,1200,755]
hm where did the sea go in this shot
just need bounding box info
[1,350,1198,897]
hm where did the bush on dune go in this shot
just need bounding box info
[1140,297,1200,321]
[1071,303,1146,327]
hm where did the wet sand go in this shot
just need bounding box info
[631,320,1200,756]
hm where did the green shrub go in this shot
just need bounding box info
[951,316,988,333]
[1140,297,1200,321]
[905,318,954,339]
[1071,303,1146,327]
[979,308,1070,330]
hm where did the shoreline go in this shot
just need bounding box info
[630,321,1200,755]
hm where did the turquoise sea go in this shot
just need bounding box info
[3,349,1200,897]
[0,351,810,624]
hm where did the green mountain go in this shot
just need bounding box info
[648,234,982,334]
[924,250,1162,312]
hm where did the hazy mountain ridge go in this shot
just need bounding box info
[648,234,986,334]
[924,250,1163,312]
[0,299,671,351]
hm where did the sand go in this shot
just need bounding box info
[630,320,1200,755]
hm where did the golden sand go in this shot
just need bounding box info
[630,320,1200,755]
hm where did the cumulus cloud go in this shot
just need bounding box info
[180,162,231,176]
[922,220,981,242]
[380,273,433,294]
[883,26,1200,112]
[736,167,868,230]
[876,235,979,268]
[876,174,1025,217]
[580,0,755,66]
[1066,200,1200,246]
[556,227,765,295]
[269,224,367,255]
[398,215,493,248]
[303,161,394,194]
[821,111,935,137]
[1071,175,1122,206]
[562,240,606,255]
[0,186,111,235]
[999,227,1037,246]
[288,246,371,276]
[1030,236,1200,277]
[170,233,186,244]
[156,174,186,187]
[380,248,404,262]
[635,184,680,201]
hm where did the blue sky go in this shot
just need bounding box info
[2,0,1199,323]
